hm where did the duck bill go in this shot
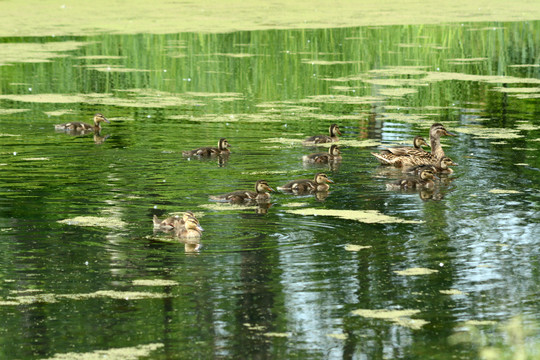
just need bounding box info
[103,117,110,123]
[444,130,456,136]
[326,178,334,183]
[197,224,204,232]
[267,186,275,192]
[450,161,458,166]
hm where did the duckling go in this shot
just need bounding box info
[176,216,204,239]
[303,124,342,145]
[404,156,458,175]
[182,138,231,157]
[303,144,342,163]
[54,113,109,132]
[209,180,274,204]
[371,136,429,166]
[278,172,334,192]
[153,211,195,231]
[386,168,437,190]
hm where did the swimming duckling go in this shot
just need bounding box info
[303,144,342,163]
[303,124,341,145]
[278,172,334,192]
[176,216,203,239]
[386,168,437,190]
[153,211,195,231]
[54,113,109,132]
[182,138,231,157]
[209,180,274,204]
[404,156,458,175]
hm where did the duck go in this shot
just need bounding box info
[371,136,429,167]
[153,211,195,231]
[209,180,274,204]
[303,124,342,145]
[302,144,342,163]
[404,156,458,175]
[54,113,109,132]
[278,172,334,192]
[182,138,231,157]
[386,168,437,190]
[175,216,204,239]
[372,124,455,167]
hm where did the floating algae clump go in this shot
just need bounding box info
[351,308,429,330]
[285,208,422,224]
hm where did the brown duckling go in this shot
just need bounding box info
[386,168,437,190]
[176,216,204,239]
[303,124,342,145]
[209,180,274,204]
[153,211,195,231]
[182,138,231,157]
[404,156,458,175]
[54,113,109,132]
[303,144,342,163]
[278,172,334,192]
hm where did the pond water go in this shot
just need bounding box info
[1,21,539,359]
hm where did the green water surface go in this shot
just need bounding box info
[0,21,539,359]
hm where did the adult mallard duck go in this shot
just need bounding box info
[153,211,195,231]
[386,168,437,190]
[404,156,458,175]
[176,216,204,239]
[278,172,334,192]
[54,113,109,132]
[371,136,428,166]
[182,138,231,157]
[372,124,455,167]
[209,180,274,204]
[303,144,342,163]
[303,124,342,145]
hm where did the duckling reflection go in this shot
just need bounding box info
[93,132,110,144]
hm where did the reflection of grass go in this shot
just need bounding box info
[451,316,539,360]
